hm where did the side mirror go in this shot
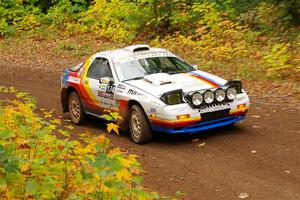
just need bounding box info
[192,64,198,70]
[100,77,114,85]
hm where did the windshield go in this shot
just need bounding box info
[114,56,195,81]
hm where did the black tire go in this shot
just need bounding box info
[68,92,86,125]
[129,105,153,144]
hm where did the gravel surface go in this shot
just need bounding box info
[1,61,300,200]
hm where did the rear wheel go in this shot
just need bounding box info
[129,105,153,144]
[68,92,86,125]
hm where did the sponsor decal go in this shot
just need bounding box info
[117,84,126,90]
[128,89,141,95]
[98,91,114,99]
[99,98,119,110]
[127,89,147,100]
[106,85,115,93]
[99,84,107,92]
[99,84,115,94]
[114,51,174,63]
[115,89,124,94]
[67,76,81,84]
[100,77,110,84]
[150,108,156,113]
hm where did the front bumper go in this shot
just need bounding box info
[150,115,246,134]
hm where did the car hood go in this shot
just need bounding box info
[125,70,227,97]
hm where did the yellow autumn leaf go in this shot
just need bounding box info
[116,169,132,180]
[65,125,74,130]
[91,134,106,144]
[50,119,61,125]
[108,147,121,157]
[21,163,31,172]
[43,111,53,118]
[44,114,52,118]
[48,124,57,130]
[106,123,119,135]
[58,129,69,137]
[84,144,96,154]
[119,157,134,168]
[74,144,85,155]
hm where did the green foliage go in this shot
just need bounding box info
[262,42,294,78]
[73,0,150,41]
[192,1,223,30]
[0,0,42,36]
[0,86,164,199]
[0,0,299,80]
[44,0,89,28]
[249,2,293,32]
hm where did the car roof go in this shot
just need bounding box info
[94,44,176,63]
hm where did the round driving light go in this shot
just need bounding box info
[227,87,237,100]
[204,90,214,104]
[191,92,203,106]
[215,89,226,102]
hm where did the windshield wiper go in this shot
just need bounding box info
[123,76,144,82]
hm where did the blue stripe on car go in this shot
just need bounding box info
[150,115,245,134]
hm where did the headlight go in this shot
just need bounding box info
[204,90,214,104]
[225,80,242,93]
[160,90,183,105]
[215,88,226,102]
[227,87,237,100]
[191,92,203,106]
[167,93,182,105]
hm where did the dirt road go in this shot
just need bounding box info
[1,64,299,200]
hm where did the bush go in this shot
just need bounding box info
[44,0,88,28]
[0,1,42,36]
[73,0,150,41]
[0,0,299,80]
[262,42,295,78]
[0,86,162,199]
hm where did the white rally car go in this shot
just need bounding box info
[61,45,250,143]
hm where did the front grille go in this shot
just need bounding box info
[201,102,228,109]
[201,109,230,122]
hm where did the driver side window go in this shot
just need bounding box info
[87,58,112,80]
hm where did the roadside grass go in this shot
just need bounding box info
[53,40,93,57]
[0,32,125,69]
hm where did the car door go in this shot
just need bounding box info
[85,57,119,115]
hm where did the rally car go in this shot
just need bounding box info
[61,44,250,144]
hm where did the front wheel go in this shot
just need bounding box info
[68,92,86,125]
[129,105,153,144]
